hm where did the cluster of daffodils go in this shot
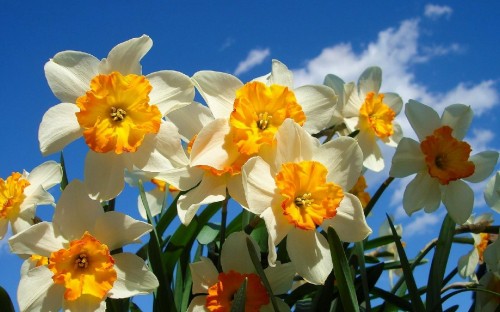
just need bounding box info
[1,34,499,311]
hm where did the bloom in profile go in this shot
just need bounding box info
[475,236,500,311]
[390,100,499,224]
[325,67,403,172]
[39,35,194,200]
[0,161,62,239]
[188,231,294,311]
[9,180,158,311]
[242,119,372,284]
[485,171,500,213]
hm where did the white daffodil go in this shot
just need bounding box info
[8,180,158,312]
[325,67,403,172]
[188,231,294,312]
[485,171,500,213]
[458,214,494,278]
[241,119,372,285]
[476,237,500,311]
[390,100,499,225]
[39,35,194,200]
[0,161,62,239]
[378,217,403,287]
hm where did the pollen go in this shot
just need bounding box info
[275,161,343,230]
[420,126,475,185]
[0,172,30,221]
[476,233,490,263]
[75,71,162,154]
[358,92,395,139]
[229,81,306,155]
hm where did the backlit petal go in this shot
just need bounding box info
[264,262,295,295]
[166,102,214,142]
[242,156,276,215]
[443,180,474,225]
[405,100,441,141]
[403,173,441,216]
[221,232,260,274]
[464,151,499,183]
[9,222,64,257]
[108,253,159,298]
[93,212,152,250]
[84,151,126,201]
[441,104,473,140]
[18,265,64,312]
[25,161,62,192]
[358,67,382,96]
[294,85,336,133]
[190,257,219,294]
[147,70,194,116]
[99,35,152,75]
[39,103,82,156]
[390,138,426,177]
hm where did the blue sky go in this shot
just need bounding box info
[1,1,499,311]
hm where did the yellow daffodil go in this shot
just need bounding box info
[390,100,499,224]
[0,161,62,239]
[9,180,158,311]
[39,35,194,200]
[188,232,294,311]
[242,119,371,285]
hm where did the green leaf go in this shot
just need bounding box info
[370,287,412,311]
[59,151,69,190]
[230,277,248,312]
[386,215,425,311]
[285,282,319,307]
[364,235,399,251]
[197,223,221,245]
[426,214,455,312]
[0,285,15,312]
[355,241,371,311]
[327,227,359,312]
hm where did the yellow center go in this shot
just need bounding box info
[275,161,344,230]
[206,270,269,312]
[75,71,162,154]
[476,233,490,263]
[229,81,306,155]
[349,175,371,209]
[420,126,475,185]
[358,92,395,138]
[0,172,30,221]
[48,231,117,301]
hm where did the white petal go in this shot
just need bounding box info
[25,161,62,191]
[464,151,499,183]
[458,249,479,278]
[221,232,261,274]
[275,119,316,165]
[190,257,219,294]
[227,174,248,209]
[390,138,426,178]
[484,239,500,273]
[38,103,82,156]
[137,188,165,220]
[384,93,403,115]
[384,121,403,147]
[262,205,294,266]
[177,173,226,225]
[287,228,332,285]
[192,71,242,119]
[84,151,126,201]
[190,119,235,170]
[147,70,194,116]
[166,101,214,141]
[54,180,104,240]
[93,212,152,250]
[63,294,106,312]
[44,51,99,102]
[269,59,293,88]
[295,85,337,134]
[443,180,474,225]
[357,131,384,172]
[9,222,64,256]
[18,266,63,312]
[358,67,382,96]
[20,185,55,211]
[0,219,7,240]
[485,172,500,213]
[242,157,276,215]
[405,100,441,141]
[99,35,152,75]
[322,193,372,242]
[187,296,208,312]
[10,215,33,236]
[157,166,204,191]
[262,299,291,312]
[108,253,159,298]
[441,104,473,140]
[403,173,441,216]
[263,262,295,295]
[314,136,363,190]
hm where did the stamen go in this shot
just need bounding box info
[257,112,272,130]
[294,193,314,208]
[110,107,127,121]
[75,253,89,269]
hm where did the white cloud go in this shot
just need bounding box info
[466,128,497,152]
[234,48,270,75]
[404,211,443,237]
[424,4,453,20]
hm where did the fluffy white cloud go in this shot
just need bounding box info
[466,128,497,153]
[424,4,453,20]
[404,211,443,237]
[234,48,271,75]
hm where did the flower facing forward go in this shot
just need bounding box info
[9,180,158,311]
[324,67,403,172]
[242,119,372,285]
[0,161,62,239]
[390,100,499,224]
[39,35,194,200]
[188,232,294,312]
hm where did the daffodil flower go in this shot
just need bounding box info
[475,237,500,311]
[9,180,158,311]
[39,35,194,200]
[485,171,500,213]
[242,119,372,285]
[0,161,62,239]
[325,67,403,172]
[188,232,294,312]
[390,100,499,224]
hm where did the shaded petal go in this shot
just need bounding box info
[21,185,55,211]
[358,67,382,95]
[485,172,500,213]
[108,253,159,298]
[187,296,208,312]
[166,101,214,142]
[93,212,152,250]
[221,232,261,274]
[405,100,441,141]
[390,138,426,177]
[18,265,63,312]
[464,151,499,183]
[0,219,7,240]
[99,35,152,75]
[484,239,500,273]
[227,174,248,209]
[25,161,62,191]
[63,294,106,312]
[262,299,291,312]
[264,262,295,295]
[38,103,82,156]
[44,51,99,102]
[147,70,194,116]
[384,121,403,147]
[190,257,219,294]
[137,188,165,220]
[441,104,473,140]
[84,151,126,201]
[275,119,316,165]
[458,249,479,278]
[242,156,276,215]
[295,85,337,134]
[190,119,234,169]
[357,131,384,172]
[384,93,403,115]
[192,71,242,119]
[443,180,474,225]
[403,173,441,216]
[322,193,372,242]
[268,59,293,88]
[262,204,293,266]
[9,222,64,256]
[10,215,33,236]
[158,166,204,191]
[287,228,332,285]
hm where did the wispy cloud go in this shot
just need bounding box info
[424,4,453,20]
[234,48,270,75]
[404,211,443,237]
[219,37,235,51]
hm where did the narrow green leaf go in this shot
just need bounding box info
[364,235,399,251]
[426,214,455,312]
[181,267,193,312]
[174,262,184,311]
[284,282,319,307]
[327,227,359,312]
[355,241,371,311]
[0,285,15,312]
[230,277,248,312]
[59,151,69,190]
[370,287,412,311]
[156,192,182,235]
[386,215,425,311]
